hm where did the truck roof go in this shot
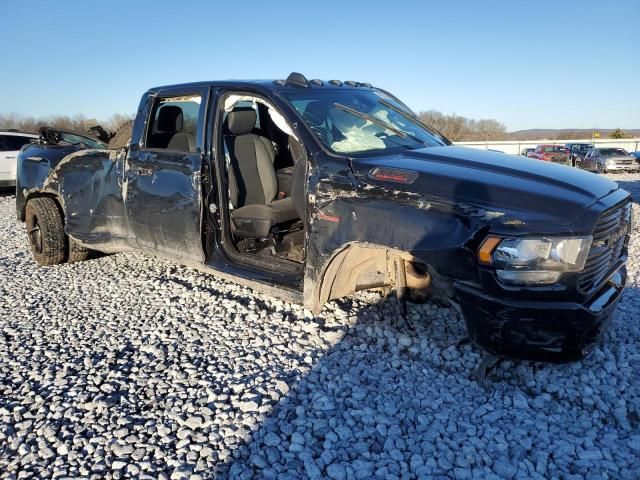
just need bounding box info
[149,72,376,95]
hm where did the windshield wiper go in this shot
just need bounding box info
[377,98,450,145]
[333,103,411,139]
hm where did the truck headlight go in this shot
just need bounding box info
[478,236,593,285]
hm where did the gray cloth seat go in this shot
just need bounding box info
[151,105,195,151]
[225,107,299,238]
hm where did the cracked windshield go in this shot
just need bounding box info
[285,90,447,155]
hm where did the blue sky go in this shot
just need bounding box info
[2,0,638,131]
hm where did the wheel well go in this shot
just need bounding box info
[313,244,431,313]
[22,192,65,222]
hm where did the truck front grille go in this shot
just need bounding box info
[578,198,631,292]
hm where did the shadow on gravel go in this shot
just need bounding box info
[212,294,472,479]
[0,187,15,197]
[212,282,640,479]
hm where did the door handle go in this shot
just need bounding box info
[137,167,153,176]
[5,156,16,159]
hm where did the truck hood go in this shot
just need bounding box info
[349,146,620,227]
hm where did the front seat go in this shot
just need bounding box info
[225,107,298,239]
[153,105,195,151]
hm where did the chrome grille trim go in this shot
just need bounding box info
[578,198,631,292]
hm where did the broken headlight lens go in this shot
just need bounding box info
[488,236,593,285]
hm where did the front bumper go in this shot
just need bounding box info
[454,268,626,362]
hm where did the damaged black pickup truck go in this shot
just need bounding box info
[16,72,632,364]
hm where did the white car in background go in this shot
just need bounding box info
[0,131,38,188]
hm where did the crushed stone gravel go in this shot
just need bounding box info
[1,173,639,479]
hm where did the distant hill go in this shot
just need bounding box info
[507,128,640,141]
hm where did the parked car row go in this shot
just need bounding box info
[520,142,640,173]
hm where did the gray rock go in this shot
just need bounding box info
[263,432,281,447]
[40,446,56,460]
[250,453,267,468]
[410,453,424,472]
[513,391,529,409]
[113,444,134,456]
[326,463,347,480]
[184,416,204,429]
[131,447,146,461]
[299,452,322,478]
[577,448,603,461]
[493,458,517,479]
[352,460,375,479]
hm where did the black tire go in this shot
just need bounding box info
[25,198,67,266]
[68,239,90,264]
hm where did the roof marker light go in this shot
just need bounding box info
[285,72,309,88]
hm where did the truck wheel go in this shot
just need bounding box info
[68,239,90,263]
[25,198,67,266]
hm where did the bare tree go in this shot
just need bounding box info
[0,112,134,136]
[418,110,506,141]
[471,119,507,141]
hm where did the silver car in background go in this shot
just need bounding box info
[580,147,639,173]
[0,131,38,188]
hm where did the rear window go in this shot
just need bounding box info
[0,134,33,151]
[146,95,202,152]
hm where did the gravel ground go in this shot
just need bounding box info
[1,174,640,480]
